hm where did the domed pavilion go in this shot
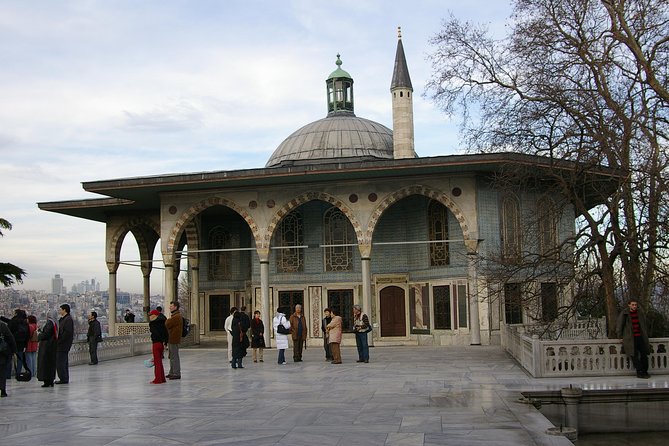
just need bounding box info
[39,31,615,348]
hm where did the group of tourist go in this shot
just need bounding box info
[266,303,371,366]
[216,303,372,368]
[0,302,184,394]
[0,304,75,397]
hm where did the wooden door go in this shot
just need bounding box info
[380,286,406,337]
[209,294,230,331]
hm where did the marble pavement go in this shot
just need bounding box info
[0,345,666,445]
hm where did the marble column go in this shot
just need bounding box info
[260,259,270,347]
[164,263,175,307]
[257,246,271,347]
[191,266,200,335]
[108,271,117,336]
[361,256,373,347]
[465,241,481,345]
[142,274,151,318]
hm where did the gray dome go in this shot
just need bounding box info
[266,114,394,167]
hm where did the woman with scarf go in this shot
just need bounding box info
[37,311,58,388]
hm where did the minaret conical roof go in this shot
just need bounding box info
[391,27,413,90]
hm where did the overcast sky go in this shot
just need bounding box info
[1,0,513,294]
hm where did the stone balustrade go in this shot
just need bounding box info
[67,324,198,366]
[521,317,607,340]
[502,324,669,378]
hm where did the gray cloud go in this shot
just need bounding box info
[123,99,204,132]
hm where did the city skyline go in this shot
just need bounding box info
[1,1,512,293]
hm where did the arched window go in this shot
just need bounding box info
[276,210,303,273]
[501,194,521,259]
[428,200,449,266]
[324,206,353,271]
[208,226,231,280]
[538,197,558,256]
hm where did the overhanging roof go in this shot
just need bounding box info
[38,152,620,223]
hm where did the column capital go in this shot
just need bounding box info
[358,243,372,259]
[464,239,479,254]
[106,262,119,274]
[256,247,270,262]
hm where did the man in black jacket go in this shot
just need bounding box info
[56,304,74,384]
[87,311,102,365]
[0,320,17,397]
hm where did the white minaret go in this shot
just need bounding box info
[391,27,416,159]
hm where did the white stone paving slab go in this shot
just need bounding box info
[0,345,666,445]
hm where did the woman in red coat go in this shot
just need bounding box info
[25,315,39,376]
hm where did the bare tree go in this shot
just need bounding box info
[427,0,669,336]
[178,273,191,316]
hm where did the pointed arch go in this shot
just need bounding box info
[366,185,472,243]
[166,196,260,258]
[107,216,161,266]
[265,192,363,246]
[180,219,200,268]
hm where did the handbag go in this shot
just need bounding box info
[276,317,290,335]
[16,354,32,382]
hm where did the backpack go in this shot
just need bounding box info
[14,321,29,343]
[181,318,190,337]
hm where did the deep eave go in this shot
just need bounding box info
[38,152,620,222]
[37,198,137,223]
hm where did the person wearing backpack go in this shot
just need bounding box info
[272,307,291,365]
[7,309,29,377]
[164,301,184,380]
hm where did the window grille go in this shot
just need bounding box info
[208,226,231,280]
[276,210,303,272]
[428,200,449,266]
[324,206,353,271]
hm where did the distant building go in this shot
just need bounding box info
[51,274,64,295]
[39,30,616,344]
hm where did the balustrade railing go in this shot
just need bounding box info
[502,324,669,377]
[67,323,197,366]
[521,317,607,340]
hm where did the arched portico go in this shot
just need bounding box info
[364,185,481,345]
[105,215,161,335]
[165,197,261,342]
